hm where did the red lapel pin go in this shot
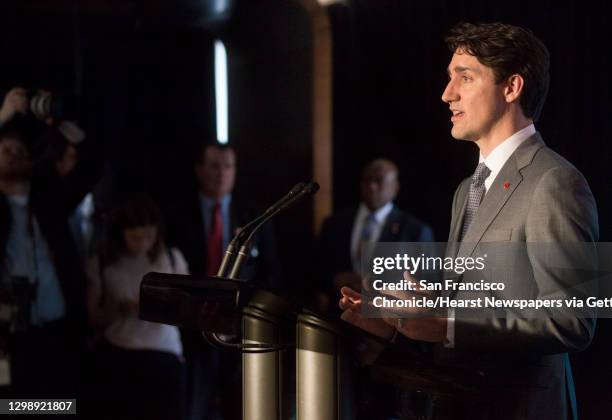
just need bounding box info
[503,182,510,189]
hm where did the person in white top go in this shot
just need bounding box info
[86,195,189,420]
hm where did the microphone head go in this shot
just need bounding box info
[304,182,320,195]
[262,182,307,215]
[289,182,308,195]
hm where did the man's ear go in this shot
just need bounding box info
[504,74,524,104]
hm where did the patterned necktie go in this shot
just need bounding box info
[207,202,223,275]
[461,162,491,240]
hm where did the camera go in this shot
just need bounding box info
[28,90,66,121]
[0,276,37,333]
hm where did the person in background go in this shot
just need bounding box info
[0,86,102,397]
[315,158,434,419]
[165,142,281,420]
[43,121,98,260]
[86,195,188,420]
[317,158,433,312]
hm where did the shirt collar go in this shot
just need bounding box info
[358,201,394,224]
[479,124,536,174]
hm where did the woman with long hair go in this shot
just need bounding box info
[86,195,188,420]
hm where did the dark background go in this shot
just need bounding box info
[328,0,610,243]
[1,0,610,417]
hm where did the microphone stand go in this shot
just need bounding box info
[206,181,318,350]
[228,182,319,279]
[216,182,307,278]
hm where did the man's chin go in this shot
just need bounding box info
[450,128,475,142]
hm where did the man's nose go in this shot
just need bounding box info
[368,182,380,192]
[441,80,458,103]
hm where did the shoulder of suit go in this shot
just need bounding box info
[522,144,586,181]
[231,201,261,224]
[389,206,429,229]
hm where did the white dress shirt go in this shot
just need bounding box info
[480,124,536,192]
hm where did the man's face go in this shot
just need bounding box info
[441,49,507,142]
[0,137,33,182]
[195,146,236,199]
[360,164,399,211]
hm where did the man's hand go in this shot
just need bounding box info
[339,286,395,340]
[0,87,28,125]
[381,271,448,343]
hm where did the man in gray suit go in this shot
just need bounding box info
[339,22,599,419]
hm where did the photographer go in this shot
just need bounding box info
[0,86,103,397]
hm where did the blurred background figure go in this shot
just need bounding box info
[0,86,102,398]
[164,142,281,420]
[316,158,433,312]
[315,158,434,420]
[166,142,281,286]
[86,195,188,420]
[43,119,99,261]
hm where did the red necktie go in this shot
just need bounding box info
[207,202,223,275]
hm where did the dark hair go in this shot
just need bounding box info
[100,195,165,266]
[445,22,550,121]
[38,125,74,163]
[0,128,26,145]
[194,142,235,165]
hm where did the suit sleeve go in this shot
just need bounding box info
[454,166,599,354]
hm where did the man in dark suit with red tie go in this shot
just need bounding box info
[165,142,281,420]
[167,143,280,286]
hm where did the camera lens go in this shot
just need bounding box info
[29,92,53,120]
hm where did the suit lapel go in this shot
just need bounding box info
[456,133,546,259]
[456,160,523,259]
[449,180,470,244]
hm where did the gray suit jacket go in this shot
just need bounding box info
[441,132,599,420]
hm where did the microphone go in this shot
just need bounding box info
[227,182,319,279]
[216,182,309,277]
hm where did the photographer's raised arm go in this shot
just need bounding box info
[0,87,28,126]
[32,121,105,218]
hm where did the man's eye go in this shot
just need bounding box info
[462,76,472,82]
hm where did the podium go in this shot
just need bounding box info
[140,273,485,420]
